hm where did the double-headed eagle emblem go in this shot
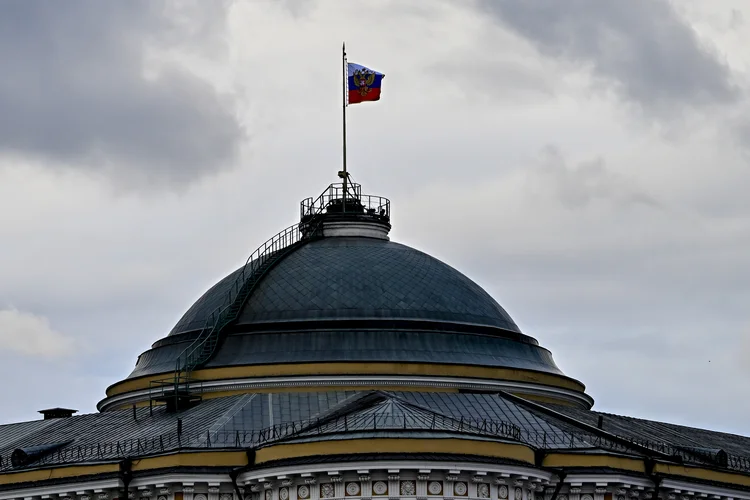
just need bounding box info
[352,68,376,96]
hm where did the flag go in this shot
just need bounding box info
[347,63,385,105]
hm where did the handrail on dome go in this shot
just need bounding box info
[167,222,324,403]
[149,181,391,411]
[300,182,390,224]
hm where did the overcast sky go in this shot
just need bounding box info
[1,0,749,436]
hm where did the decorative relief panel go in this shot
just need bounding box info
[515,488,523,500]
[477,484,490,499]
[499,486,509,500]
[321,484,335,499]
[372,481,388,496]
[264,492,272,500]
[279,488,289,500]
[297,486,310,500]
[454,483,468,497]
[427,482,442,496]
[346,483,361,497]
[400,481,416,496]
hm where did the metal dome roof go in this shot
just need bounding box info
[170,237,521,336]
[103,182,590,412]
[124,235,574,383]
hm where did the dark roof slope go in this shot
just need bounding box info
[170,238,521,335]
[0,391,748,477]
[538,403,750,460]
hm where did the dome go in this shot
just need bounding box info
[101,183,590,411]
[170,238,522,336]
[124,237,567,381]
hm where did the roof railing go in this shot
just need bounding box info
[300,182,390,223]
[171,222,322,397]
[2,416,749,473]
[167,182,384,405]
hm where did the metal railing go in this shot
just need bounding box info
[2,413,749,473]
[168,182,391,396]
[173,223,310,382]
[300,183,390,222]
[0,414,520,471]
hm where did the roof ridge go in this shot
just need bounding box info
[207,393,257,435]
[590,410,750,442]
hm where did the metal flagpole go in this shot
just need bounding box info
[342,42,348,211]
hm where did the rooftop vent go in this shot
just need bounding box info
[38,408,78,420]
[676,446,729,467]
[11,441,72,468]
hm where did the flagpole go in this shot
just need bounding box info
[342,42,348,211]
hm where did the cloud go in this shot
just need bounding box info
[0,0,749,436]
[0,1,243,187]
[0,308,75,358]
[533,145,660,209]
[477,0,739,115]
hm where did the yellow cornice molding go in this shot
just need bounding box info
[0,464,119,486]
[105,362,586,398]
[254,438,535,465]
[543,453,646,473]
[3,442,749,491]
[654,463,750,488]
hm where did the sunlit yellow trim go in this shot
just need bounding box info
[255,438,535,464]
[3,447,750,488]
[106,363,586,398]
[654,463,750,487]
[0,464,118,485]
[543,453,645,472]
[132,451,248,470]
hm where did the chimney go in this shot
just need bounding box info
[38,408,78,420]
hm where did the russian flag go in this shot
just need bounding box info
[347,63,385,105]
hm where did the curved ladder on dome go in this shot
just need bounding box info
[148,182,364,411]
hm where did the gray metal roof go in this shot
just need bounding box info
[537,403,750,460]
[2,391,749,476]
[127,236,569,381]
[170,238,521,335]
[128,328,563,379]
[0,420,56,450]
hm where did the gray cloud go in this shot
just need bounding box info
[0,1,243,186]
[0,307,76,358]
[478,0,739,114]
[1,0,749,437]
[534,145,660,209]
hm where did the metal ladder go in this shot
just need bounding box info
[172,222,324,393]
[144,182,361,409]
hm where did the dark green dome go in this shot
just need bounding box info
[127,236,569,382]
[170,237,521,336]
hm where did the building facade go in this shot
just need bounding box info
[1,182,748,500]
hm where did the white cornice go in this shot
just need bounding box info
[564,474,653,488]
[0,479,121,500]
[130,475,231,488]
[660,478,750,500]
[238,460,554,484]
[2,464,750,500]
